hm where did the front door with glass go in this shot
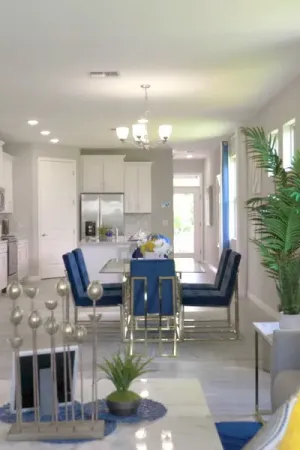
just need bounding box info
[173,187,201,260]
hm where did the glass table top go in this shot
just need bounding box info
[100,257,206,274]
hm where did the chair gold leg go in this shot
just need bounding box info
[74,307,78,326]
[227,306,231,327]
[235,279,240,339]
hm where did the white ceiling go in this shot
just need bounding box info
[0,0,300,157]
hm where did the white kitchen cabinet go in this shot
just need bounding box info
[0,242,7,290]
[18,239,29,281]
[124,162,152,213]
[81,155,125,193]
[3,152,13,213]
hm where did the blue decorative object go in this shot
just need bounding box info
[85,398,167,424]
[0,401,116,444]
[216,421,262,450]
[132,247,143,259]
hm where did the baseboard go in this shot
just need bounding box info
[247,291,279,320]
[26,275,41,282]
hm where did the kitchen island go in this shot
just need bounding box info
[80,239,136,283]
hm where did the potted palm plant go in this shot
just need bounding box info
[242,127,300,328]
[98,348,152,416]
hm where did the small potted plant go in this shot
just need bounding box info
[98,348,152,416]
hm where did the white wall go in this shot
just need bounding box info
[5,143,80,276]
[203,146,221,268]
[245,73,300,312]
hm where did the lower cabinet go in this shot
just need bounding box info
[0,242,7,290]
[18,240,29,280]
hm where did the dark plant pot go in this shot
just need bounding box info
[106,398,141,417]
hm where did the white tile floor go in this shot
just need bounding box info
[0,267,272,425]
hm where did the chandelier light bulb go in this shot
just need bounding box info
[116,126,129,141]
[159,125,172,142]
[132,123,147,142]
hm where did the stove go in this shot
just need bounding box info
[1,235,18,289]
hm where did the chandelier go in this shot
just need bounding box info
[116,84,172,151]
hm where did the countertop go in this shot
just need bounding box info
[80,238,136,246]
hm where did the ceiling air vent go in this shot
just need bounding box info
[89,71,120,78]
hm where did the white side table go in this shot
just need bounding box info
[253,322,279,422]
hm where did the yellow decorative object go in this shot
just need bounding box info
[140,240,155,254]
[278,393,300,449]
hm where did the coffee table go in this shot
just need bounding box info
[0,378,222,449]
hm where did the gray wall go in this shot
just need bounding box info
[173,159,205,174]
[5,143,80,276]
[246,72,300,312]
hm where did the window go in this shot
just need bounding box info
[268,129,279,177]
[228,155,237,239]
[283,119,295,169]
[173,175,200,187]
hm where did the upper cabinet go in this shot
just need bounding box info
[124,162,152,213]
[3,152,13,213]
[81,155,125,193]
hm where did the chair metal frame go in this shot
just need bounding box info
[181,276,240,341]
[64,270,123,333]
[122,274,182,356]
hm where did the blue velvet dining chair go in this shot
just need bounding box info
[125,259,180,355]
[181,251,241,340]
[63,252,123,325]
[182,248,231,291]
[72,248,121,291]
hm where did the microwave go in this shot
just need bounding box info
[0,187,5,212]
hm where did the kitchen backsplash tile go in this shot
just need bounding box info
[124,214,151,238]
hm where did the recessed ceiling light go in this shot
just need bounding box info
[27,120,38,126]
[186,154,193,159]
[50,138,59,144]
[89,71,120,78]
[40,130,51,136]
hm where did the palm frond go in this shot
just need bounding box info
[242,126,300,313]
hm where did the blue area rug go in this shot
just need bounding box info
[0,398,167,443]
[216,421,262,450]
[85,398,168,423]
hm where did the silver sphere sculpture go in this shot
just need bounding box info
[8,336,23,350]
[7,281,23,301]
[10,306,24,326]
[45,298,58,311]
[56,278,69,297]
[44,317,59,335]
[61,321,74,339]
[73,325,87,343]
[28,310,42,330]
[24,286,39,299]
[87,281,103,302]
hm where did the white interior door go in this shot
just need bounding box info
[173,187,201,260]
[38,158,77,279]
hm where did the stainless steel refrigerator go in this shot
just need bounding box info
[80,193,124,240]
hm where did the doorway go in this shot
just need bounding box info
[38,158,77,279]
[173,183,202,260]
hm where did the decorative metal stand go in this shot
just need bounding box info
[6,280,105,442]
